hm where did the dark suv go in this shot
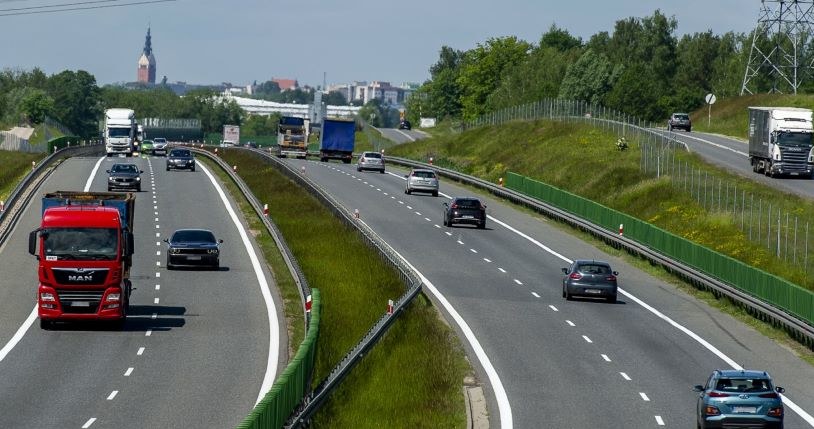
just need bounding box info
[443,197,486,228]
[107,163,143,191]
[166,148,195,171]
[668,113,692,132]
[398,120,412,130]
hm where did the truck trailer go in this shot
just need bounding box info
[104,108,137,157]
[28,191,135,329]
[276,116,307,159]
[748,107,814,178]
[319,118,356,163]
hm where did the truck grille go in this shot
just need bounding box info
[781,147,810,171]
[56,289,104,314]
[52,268,109,285]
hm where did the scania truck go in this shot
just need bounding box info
[276,116,307,159]
[105,108,137,156]
[28,191,135,329]
[748,107,814,178]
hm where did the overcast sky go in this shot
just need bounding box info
[0,0,759,87]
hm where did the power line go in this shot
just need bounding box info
[0,0,176,16]
[0,0,128,13]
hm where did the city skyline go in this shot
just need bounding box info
[0,0,760,88]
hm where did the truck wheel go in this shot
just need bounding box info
[320,157,327,162]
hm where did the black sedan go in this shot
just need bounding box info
[165,229,222,269]
[562,260,618,303]
[443,197,486,229]
[107,163,143,192]
[398,120,412,130]
[166,148,195,171]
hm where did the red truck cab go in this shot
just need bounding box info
[28,192,135,329]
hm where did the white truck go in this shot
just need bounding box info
[104,108,137,157]
[223,124,240,146]
[749,107,814,178]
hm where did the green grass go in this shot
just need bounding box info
[387,119,814,291]
[212,149,470,428]
[0,150,48,202]
[690,94,814,138]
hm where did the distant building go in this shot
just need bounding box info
[137,27,156,84]
[328,81,415,106]
[272,78,298,91]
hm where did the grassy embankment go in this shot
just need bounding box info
[690,93,814,138]
[209,149,470,428]
[0,150,48,202]
[386,110,814,360]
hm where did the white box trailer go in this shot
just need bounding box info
[748,107,814,178]
[104,108,136,157]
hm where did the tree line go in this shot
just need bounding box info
[405,10,786,123]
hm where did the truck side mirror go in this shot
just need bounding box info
[28,230,38,256]
[127,232,135,256]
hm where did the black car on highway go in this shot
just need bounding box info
[398,120,412,130]
[443,197,486,229]
[167,148,195,171]
[106,163,143,192]
[165,229,222,269]
[562,260,618,303]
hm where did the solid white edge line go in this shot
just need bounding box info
[654,129,748,157]
[357,218,513,428]
[198,163,280,406]
[1,157,106,363]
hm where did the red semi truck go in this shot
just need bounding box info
[28,191,135,329]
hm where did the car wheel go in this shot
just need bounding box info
[380,169,385,174]
[442,217,447,226]
[107,187,112,191]
[39,319,52,330]
[357,167,362,172]
[607,294,617,304]
[136,186,141,192]
[432,191,439,197]
[562,286,566,298]
[565,288,573,301]
[687,127,692,133]
[667,124,672,131]
[191,166,196,172]
[478,220,486,229]
[405,188,411,195]
[166,166,170,171]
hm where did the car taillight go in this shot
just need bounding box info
[569,272,582,280]
[768,406,784,417]
[759,393,779,399]
[704,406,721,416]
[605,275,617,281]
[708,392,730,397]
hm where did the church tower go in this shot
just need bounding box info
[137,27,156,84]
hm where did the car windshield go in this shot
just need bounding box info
[171,150,191,157]
[364,153,382,159]
[172,230,215,243]
[455,199,481,208]
[108,127,131,138]
[776,131,813,147]
[43,228,118,260]
[153,138,166,143]
[578,264,612,274]
[673,114,689,120]
[111,164,138,173]
[715,378,773,392]
[413,171,436,179]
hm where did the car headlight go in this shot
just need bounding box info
[170,248,181,254]
[108,177,115,182]
[135,177,141,181]
[207,248,219,254]
[105,293,121,302]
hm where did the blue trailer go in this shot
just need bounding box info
[319,118,356,163]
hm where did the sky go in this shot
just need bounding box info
[0,0,760,88]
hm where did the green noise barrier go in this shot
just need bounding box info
[236,289,321,429]
[506,172,814,327]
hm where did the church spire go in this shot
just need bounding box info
[143,27,152,56]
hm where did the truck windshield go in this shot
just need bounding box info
[43,228,118,260]
[108,128,131,138]
[777,132,813,147]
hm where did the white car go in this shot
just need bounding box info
[220,140,235,147]
[405,168,439,196]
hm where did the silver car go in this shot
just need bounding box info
[405,168,439,197]
[357,151,385,173]
[562,260,618,303]
[152,137,168,156]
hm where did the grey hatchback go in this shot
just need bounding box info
[693,369,784,429]
[405,168,439,196]
[561,260,618,303]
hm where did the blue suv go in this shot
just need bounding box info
[693,369,785,429]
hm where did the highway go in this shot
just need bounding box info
[377,127,429,144]
[0,154,283,428]
[279,156,814,428]
[652,129,814,199]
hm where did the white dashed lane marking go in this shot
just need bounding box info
[154,298,160,304]
[470,249,478,253]
[639,392,650,401]
[566,320,575,327]
[82,418,96,428]
[582,335,592,343]
[124,367,133,377]
[498,268,506,273]
[137,347,145,356]
[513,279,523,285]
[620,372,631,381]
[107,391,118,400]
[548,305,558,312]
[602,354,611,362]
[445,232,452,236]
[655,416,665,426]
[531,292,540,298]
[483,258,491,263]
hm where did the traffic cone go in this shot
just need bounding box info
[305,295,312,313]
[354,209,360,219]
[619,224,624,236]
[429,157,434,165]
[263,204,269,216]
[387,299,394,315]
[498,177,504,187]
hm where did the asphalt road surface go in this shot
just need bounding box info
[0,154,284,428]
[281,155,814,429]
[377,127,430,144]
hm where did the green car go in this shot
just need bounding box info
[140,139,154,156]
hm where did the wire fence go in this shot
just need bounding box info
[465,98,814,274]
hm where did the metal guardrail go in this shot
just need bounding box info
[385,156,814,348]
[0,143,103,246]
[227,148,424,427]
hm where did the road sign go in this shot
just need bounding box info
[705,94,717,127]
[705,93,717,105]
